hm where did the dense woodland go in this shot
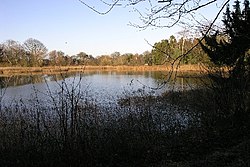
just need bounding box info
[0,35,208,67]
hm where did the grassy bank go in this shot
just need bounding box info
[0,76,249,166]
[0,64,205,76]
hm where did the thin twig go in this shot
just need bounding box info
[78,0,121,15]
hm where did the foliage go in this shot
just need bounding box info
[0,34,210,67]
[201,0,250,73]
[199,0,250,138]
[150,35,208,65]
[151,39,171,65]
[0,1,249,166]
[201,0,250,88]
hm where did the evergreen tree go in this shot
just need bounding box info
[200,0,250,127]
[151,39,171,65]
[201,0,250,80]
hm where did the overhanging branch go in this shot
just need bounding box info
[78,0,121,15]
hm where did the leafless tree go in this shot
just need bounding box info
[23,38,48,66]
[2,40,25,66]
[0,44,5,62]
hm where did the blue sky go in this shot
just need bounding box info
[0,0,224,57]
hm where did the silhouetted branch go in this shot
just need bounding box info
[172,0,230,69]
[79,0,231,88]
[79,0,222,29]
[145,39,174,63]
[78,0,121,15]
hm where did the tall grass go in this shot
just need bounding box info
[0,72,249,166]
[0,64,204,76]
[0,73,193,166]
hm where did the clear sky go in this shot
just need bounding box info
[0,0,224,57]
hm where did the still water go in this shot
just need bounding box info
[0,71,203,106]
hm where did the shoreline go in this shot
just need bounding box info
[0,64,205,76]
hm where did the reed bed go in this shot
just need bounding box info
[0,64,205,76]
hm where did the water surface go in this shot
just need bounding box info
[0,71,204,106]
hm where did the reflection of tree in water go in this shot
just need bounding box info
[0,73,77,87]
[0,71,208,90]
[148,71,209,90]
[0,77,5,88]
[0,75,43,87]
[46,73,76,82]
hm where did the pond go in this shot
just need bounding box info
[0,71,205,106]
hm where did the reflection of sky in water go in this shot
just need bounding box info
[0,72,205,106]
[0,72,167,106]
[83,73,165,105]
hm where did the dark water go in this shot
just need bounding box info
[0,71,205,106]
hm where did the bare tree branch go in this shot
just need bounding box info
[78,0,121,15]
[145,39,174,63]
[172,0,230,69]
[79,1,222,28]
[139,0,230,89]
[188,0,217,13]
[79,0,231,89]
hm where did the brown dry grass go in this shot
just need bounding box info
[0,64,205,76]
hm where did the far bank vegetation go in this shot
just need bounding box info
[0,35,209,68]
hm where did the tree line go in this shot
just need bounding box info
[0,35,209,67]
[0,1,249,166]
